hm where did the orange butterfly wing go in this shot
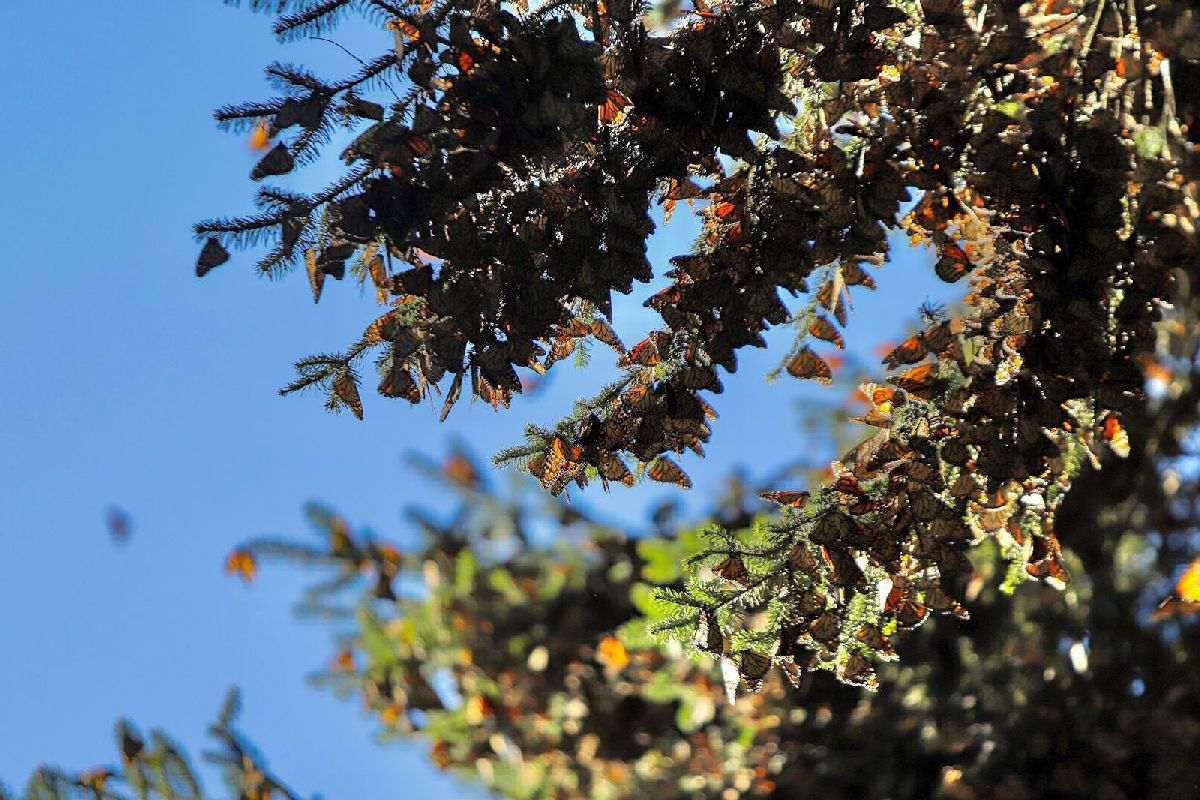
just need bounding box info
[786,346,832,384]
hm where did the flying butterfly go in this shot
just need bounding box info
[225,549,257,584]
[106,506,132,544]
[1151,557,1200,621]
[119,725,145,767]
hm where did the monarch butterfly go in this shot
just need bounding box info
[599,451,634,488]
[250,141,295,181]
[904,460,939,484]
[442,455,479,488]
[646,285,682,311]
[367,254,389,304]
[106,506,132,544]
[364,310,400,345]
[196,237,230,278]
[598,89,630,124]
[551,436,585,464]
[618,337,660,368]
[949,472,980,500]
[809,609,840,644]
[882,334,927,368]
[622,383,656,413]
[1101,415,1130,457]
[590,318,624,352]
[596,637,630,671]
[788,542,818,573]
[710,200,738,219]
[834,474,863,497]
[841,261,877,289]
[821,544,865,589]
[527,454,549,480]
[1151,557,1200,620]
[885,585,930,629]
[440,370,464,422]
[694,609,725,655]
[760,490,809,508]
[713,554,749,584]
[648,456,691,488]
[225,549,257,584]
[854,624,890,651]
[889,363,938,400]
[248,120,272,152]
[333,374,364,420]
[921,321,953,353]
[386,18,420,42]
[816,281,849,326]
[840,651,877,688]
[934,241,972,282]
[545,335,578,368]
[1026,533,1069,586]
[777,650,805,687]
[379,366,421,403]
[910,490,945,521]
[305,249,326,304]
[739,650,772,693]
[808,314,845,349]
[786,346,832,384]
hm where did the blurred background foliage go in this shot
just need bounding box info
[12,343,1200,800]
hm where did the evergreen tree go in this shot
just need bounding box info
[11,435,1200,798]
[195,0,1200,691]
[12,0,1200,798]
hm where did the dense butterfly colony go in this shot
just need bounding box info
[21,435,1200,800]
[198,0,1199,690]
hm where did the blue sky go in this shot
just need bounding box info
[0,3,958,797]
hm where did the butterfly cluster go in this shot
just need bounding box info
[198,0,1199,690]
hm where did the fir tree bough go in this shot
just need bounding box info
[197,0,1200,691]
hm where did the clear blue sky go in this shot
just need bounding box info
[0,3,958,797]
